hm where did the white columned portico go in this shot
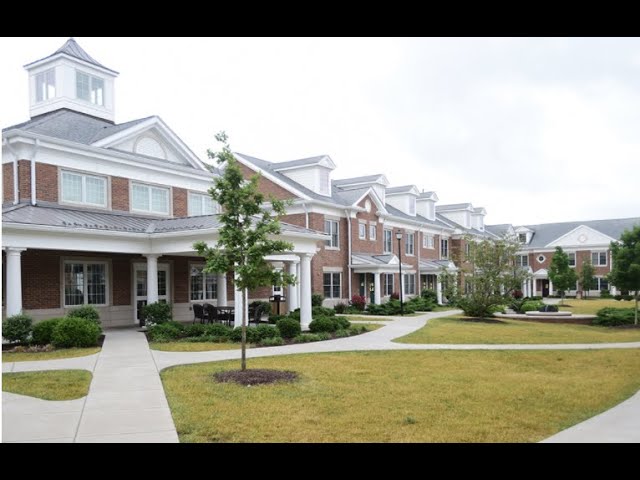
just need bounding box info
[287,261,299,312]
[144,254,160,304]
[549,279,554,296]
[217,273,228,307]
[299,253,312,330]
[373,272,381,305]
[5,247,26,316]
[436,276,443,305]
[532,278,537,297]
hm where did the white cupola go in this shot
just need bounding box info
[24,38,118,121]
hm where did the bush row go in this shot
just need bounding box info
[593,307,638,326]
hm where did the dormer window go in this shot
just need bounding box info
[76,70,104,106]
[35,69,55,102]
[518,233,527,243]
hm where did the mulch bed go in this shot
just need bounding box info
[214,369,299,386]
[2,334,105,352]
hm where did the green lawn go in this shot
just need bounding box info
[3,370,92,401]
[558,298,636,315]
[2,347,101,363]
[395,316,640,344]
[341,315,390,322]
[161,349,640,442]
[357,323,384,331]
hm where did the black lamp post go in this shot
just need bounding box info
[396,230,404,316]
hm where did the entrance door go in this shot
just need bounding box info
[368,274,375,304]
[359,273,366,297]
[133,263,170,325]
[541,279,549,298]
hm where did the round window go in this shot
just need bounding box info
[537,255,546,263]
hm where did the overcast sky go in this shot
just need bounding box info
[2,37,639,225]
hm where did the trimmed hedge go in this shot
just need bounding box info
[521,300,545,312]
[141,302,172,324]
[312,306,336,317]
[52,317,101,348]
[309,317,336,333]
[593,307,637,326]
[32,318,64,345]
[276,318,301,339]
[2,313,33,343]
[67,305,101,326]
[311,294,324,307]
[147,321,185,342]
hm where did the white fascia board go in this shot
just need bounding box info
[381,216,454,233]
[24,53,119,76]
[3,132,214,183]
[545,224,617,248]
[91,117,207,171]
[233,154,312,201]
[352,187,388,215]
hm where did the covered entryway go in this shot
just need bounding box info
[133,261,170,326]
[350,253,412,304]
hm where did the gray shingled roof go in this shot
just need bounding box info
[332,174,387,187]
[383,205,452,229]
[386,185,417,195]
[271,156,330,171]
[436,203,473,211]
[418,191,437,199]
[519,217,640,249]
[420,259,457,272]
[2,109,152,144]
[332,186,371,206]
[351,253,411,268]
[435,213,494,237]
[485,224,513,238]
[2,202,322,237]
[25,38,117,74]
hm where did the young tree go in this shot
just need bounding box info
[609,225,640,325]
[194,132,295,370]
[579,259,596,298]
[458,236,530,318]
[548,247,578,305]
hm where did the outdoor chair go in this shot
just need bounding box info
[192,303,207,324]
[250,303,268,326]
[204,303,218,324]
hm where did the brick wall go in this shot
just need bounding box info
[112,256,131,306]
[309,213,349,298]
[22,250,61,310]
[35,162,58,202]
[111,176,129,211]
[238,162,295,201]
[3,163,14,202]
[173,187,188,217]
[18,160,31,202]
[351,195,382,254]
[419,232,440,260]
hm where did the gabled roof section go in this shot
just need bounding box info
[332,174,390,189]
[351,187,388,214]
[437,203,474,212]
[24,38,118,75]
[473,207,487,215]
[418,191,439,201]
[386,185,420,196]
[271,155,336,172]
[485,224,514,238]
[385,205,453,229]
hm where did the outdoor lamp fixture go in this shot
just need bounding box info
[396,230,404,316]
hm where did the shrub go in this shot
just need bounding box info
[390,292,400,300]
[276,318,301,339]
[309,317,337,333]
[600,289,612,299]
[334,302,348,314]
[141,302,172,325]
[311,294,324,307]
[2,313,33,343]
[259,336,284,347]
[293,333,322,343]
[593,307,636,326]
[348,325,368,335]
[287,309,301,321]
[344,306,361,314]
[334,328,351,338]
[457,298,494,318]
[521,300,545,312]
[203,323,233,338]
[52,317,101,348]
[313,306,336,317]
[350,295,367,311]
[268,314,284,324]
[421,289,438,303]
[147,321,185,341]
[408,296,435,311]
[538,305,559,312]
[250,300,272,314]
[614,295,623,301]
[254,324,279,341]
[229,327,262,344]
[32,318,64,345]
[185,323,207,338]
[333,316,351,330]
[366,304,386,315]
[66,305,101,326]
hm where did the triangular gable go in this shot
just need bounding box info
[546,225,617,248]
[354,188,388,215]
[234,154,312,201]
[91,117,208,171]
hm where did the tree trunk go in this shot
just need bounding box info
[241,287,248,371]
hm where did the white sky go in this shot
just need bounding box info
[2,37,639,225]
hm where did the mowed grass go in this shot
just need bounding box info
[161,349,640,443]
[356,323,384,331]
[395,316,640,344]
[340,315,390,322]
[2,347,101,363]
[559,298,636,314]
[3,370,92,401]
[150,342,243,352]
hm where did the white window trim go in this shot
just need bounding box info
[358,222,367,240]
[59,168,109,209]
[383,273,394,296]
[369,223,377,241]
[35,68,56,103]
[324,218,340,250]
[440,238,449,260]
[517,255,529,267]
[423,234,435,249]
[406,232,415,256]
[62,259,110,308]
[188,262,218,302]
[567,252,576,268]
[537,254,546,264]
[188,191,218,217]
[130,182,172,216]
[591,251,608,267]
[403,273,416,295]
[323,272,342,299]
[75,69,105,106]
[383,228,393,254]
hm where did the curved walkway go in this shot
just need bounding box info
[3,309,639,443]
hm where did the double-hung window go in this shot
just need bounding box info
[383,273,394,296]
[76,71,104,106]
[405,233,415,255]
[358,222,366,239]
[190,265,217,301]
[567,252,576,267]
[64,261,108,306]
[61,171,107,207]
[325,220,339,248]
[403,274,416,295]
[423,234,434,249]
[323,273,341,298]
[188,192,217,216]
[132,183,170,215]
[369,224,377,240]
[516,255,529,267]
[36,68,55,102]
[440,239,449,259]
[383,229,393,253]
[591,251,607,266]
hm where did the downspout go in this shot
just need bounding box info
[30,139,39,206]
[3,138,20,205]
[345,209,352,300]
[302,202,309,229]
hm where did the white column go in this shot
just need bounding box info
[217,273,228,307]
[299,253,313,331]
[436,276,443,305]
[5,248,26,316]
[532,278,537,297]
[373,272,381,305]
[287,261,299,312]
[549,279,554,296]
[144,254,159,304]
[296,261,301,308]
[234,275,243,328]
